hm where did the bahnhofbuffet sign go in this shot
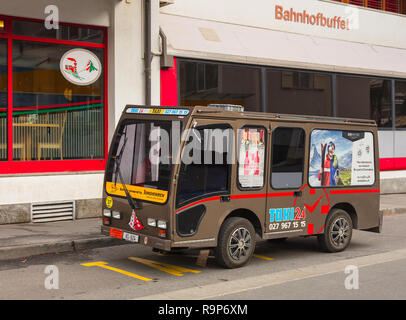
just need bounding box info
[275,4,351,30]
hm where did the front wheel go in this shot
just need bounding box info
[318,209,353,253]
[215,217,256,269]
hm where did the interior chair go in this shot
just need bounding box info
[0,142,26,160]
[38,111,67,160]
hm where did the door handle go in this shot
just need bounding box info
[294,191,302,197]
[220,195,231,202]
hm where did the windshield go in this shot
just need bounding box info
[105,119,181,204]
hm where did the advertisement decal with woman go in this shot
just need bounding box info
[309,130,375,187]
[238,128,265,188]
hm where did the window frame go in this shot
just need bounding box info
[104,118,181,206]
[0,15,108,175]
[307,128,377,189]
[270,126,306,190]
[175,123,233,208]
[394,79,406,130]
[236,125,267,191]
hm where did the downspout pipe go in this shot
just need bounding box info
[144,0,151,106]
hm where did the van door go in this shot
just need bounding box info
[172,119,234,245]
[265,125,308,238]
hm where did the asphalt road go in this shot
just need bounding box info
[1,214,406,300]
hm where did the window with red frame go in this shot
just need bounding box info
[0,17,107,173]
[349,0,365,7]
[367,0,382,9]
[334,0,404,14]
[385,0,400,12]
[0,38,7,161]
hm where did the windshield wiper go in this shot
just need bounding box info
[114,136,142,210]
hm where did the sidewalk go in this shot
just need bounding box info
[0,194,405,261]
[0,218,123,261]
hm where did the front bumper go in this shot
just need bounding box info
[101,225,172,251]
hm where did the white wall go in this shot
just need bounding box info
[161,0,406,50]
[0,173,104,205]
[109,0,161,130]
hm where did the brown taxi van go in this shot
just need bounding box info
[101,104,381,268]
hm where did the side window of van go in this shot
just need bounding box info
[237,127,266,189]
[176,125,232,206]
[271,127,305,189]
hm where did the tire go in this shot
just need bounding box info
[318,209,353,253]
[215,217,256,269]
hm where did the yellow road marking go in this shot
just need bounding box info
[129,257,201,276]
[81,261,152,281]
[253,254,274,261]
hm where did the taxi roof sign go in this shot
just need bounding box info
[126,108,189,115]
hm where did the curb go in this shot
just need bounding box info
[380,208,406,216]
[0,236,124,261]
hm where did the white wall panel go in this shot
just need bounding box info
[394,131,406,158]
[378,130,394,158]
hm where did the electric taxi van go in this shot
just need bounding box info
[101,104,381,268]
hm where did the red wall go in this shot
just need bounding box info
[160,58,178,106]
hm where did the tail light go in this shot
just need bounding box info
[103,217,111,226]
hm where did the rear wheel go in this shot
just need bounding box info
[215,217,256,269]
[318,209,353,253]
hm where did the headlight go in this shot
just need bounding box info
[103,209,111,217]
[157,220,167,229]
[112,211,121,219]
[147,218,157,227]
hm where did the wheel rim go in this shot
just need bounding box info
[330,217,350,248]
[228,227,252,260]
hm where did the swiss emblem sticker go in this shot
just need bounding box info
[60,48,102,86]
[129,209,144,231]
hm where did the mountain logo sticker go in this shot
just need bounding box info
[60,48,102,86]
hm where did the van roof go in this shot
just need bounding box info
[191,105,377,127]
[123,105,377,127]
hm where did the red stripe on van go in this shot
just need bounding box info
[175,192,295,213]
[317,225,325,234]
[329,189,380,195]
[174,196,221,213]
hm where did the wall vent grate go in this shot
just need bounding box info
[31,201,75,223]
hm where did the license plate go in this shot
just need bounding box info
[123,232,139,243]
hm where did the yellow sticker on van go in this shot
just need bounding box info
[105,196,113,208]
[106,182,168,204]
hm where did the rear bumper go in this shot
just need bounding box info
[363,210,383,233]
[101,225,172,251]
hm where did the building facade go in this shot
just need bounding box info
[0,0,404,224]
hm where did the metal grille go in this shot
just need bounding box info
[12,108,104,161]
[31,201,75,223]
[368,0,382,9]
[385,0,400,12]
[349,0,365,7]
